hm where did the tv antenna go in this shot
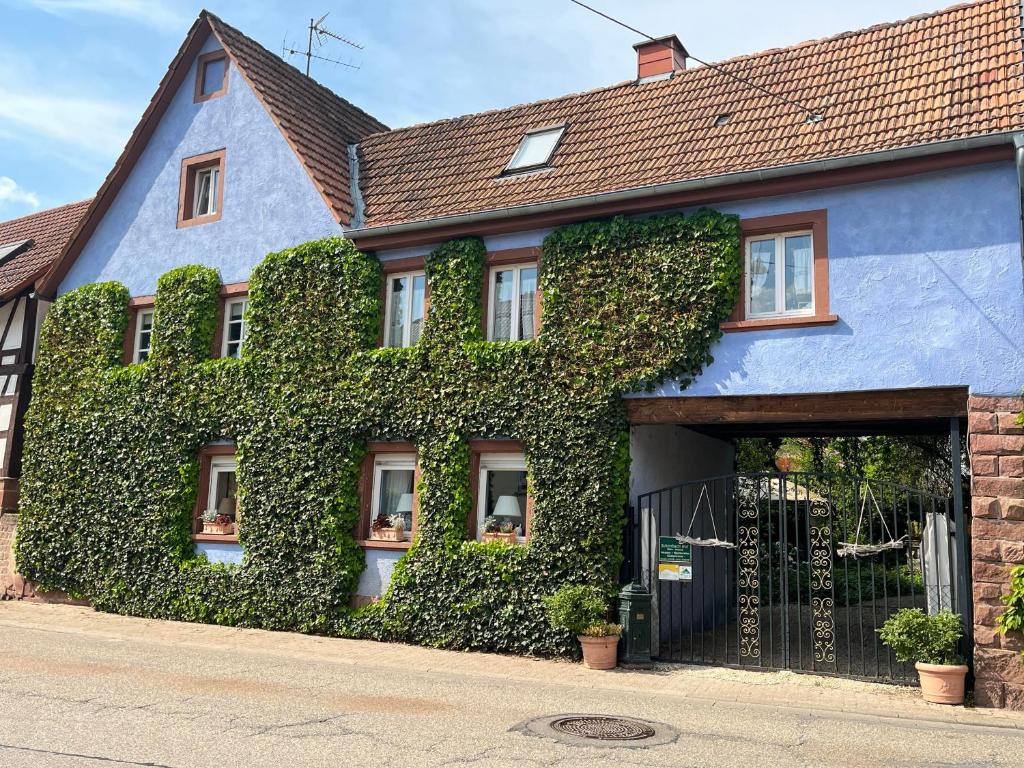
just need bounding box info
[282,13,363,77]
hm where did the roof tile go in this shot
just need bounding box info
[0,200,91,299]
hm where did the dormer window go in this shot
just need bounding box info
[505,126,565,173]
[194,51,228,102]
[178,150,225,228]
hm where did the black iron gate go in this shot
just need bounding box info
[630,472,969,682]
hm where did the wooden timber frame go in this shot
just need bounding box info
[625,386,969,437]
[0,289,40,511]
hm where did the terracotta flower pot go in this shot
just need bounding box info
[915,662,968,704]
[202,522,234,536]
[481,531,518,544]
[372,528,402,541]
[578,634,619,670]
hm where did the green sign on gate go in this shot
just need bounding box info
[658,536,692,582]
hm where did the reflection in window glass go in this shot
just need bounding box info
[489,264,538,341]
[224,299,248,358]
[518,267,537,341]
[387,276,407,347]
[748,239,777,316]
[492,269,514,341]
[784,235,813,311]
[136,310,154,363]
[386,273,427,348]
[201,57,226,96]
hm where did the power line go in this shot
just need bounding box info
[567,0,824,123]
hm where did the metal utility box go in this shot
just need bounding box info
[618,581,652,664]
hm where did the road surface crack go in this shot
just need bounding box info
[0,742,177,768]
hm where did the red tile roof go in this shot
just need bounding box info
[355,0,1024,230]
[0,200,91,300]
[207,13,388,224]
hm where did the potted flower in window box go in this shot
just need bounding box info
[481,516,518,544]
[370,512,403,541]
[543,584,622,670]
[879,608,967,704]
[201,509,235,536]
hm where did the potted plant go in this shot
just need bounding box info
[878,608,967,704]
[543,584,622,670]
[201,509,234,536]
[480,516,517,544]
[370,512,401,541]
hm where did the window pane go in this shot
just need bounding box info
[518,267,537,340]
[509,128,563,170]
[784,234,813,312]
[485,469,527,536]
[748,239,777,315]
[208,169,219,214]
[492,270,513,340]
[377,468,415,533]
[409,275,426,345]
[201,57,226,95]
[137,311,153,361]
[195,171,212,216]
[387,276,406,347]
[225,299,247,358]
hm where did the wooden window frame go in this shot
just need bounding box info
[468,440,533,542]
[722,209,837,332]
[177,149,225,229]
[377,256,429,346]
[382,269,428,348]
[194,50,229,103]
[481,247,542,341]
[193,443,239,543]
[358,442,420,550]
[123,296,155,365]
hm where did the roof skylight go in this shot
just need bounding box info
[505,126,565,172]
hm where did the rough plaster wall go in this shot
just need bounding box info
[356,549,400,599]
[59,36,342,298]
[195,542,243,566]
[376,162,1024,398]
[629,425,734,506]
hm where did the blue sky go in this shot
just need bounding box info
[0,0,947,219]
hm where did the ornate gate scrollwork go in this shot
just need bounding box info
[809,499,836,666]
[737,495,760,659]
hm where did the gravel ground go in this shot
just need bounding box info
[0,602,1021,767]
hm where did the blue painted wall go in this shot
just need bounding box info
[58,36,341,297]
[378,161,1023,397]
[196,541,243,566]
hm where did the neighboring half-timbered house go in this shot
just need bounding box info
[0,200,91,594]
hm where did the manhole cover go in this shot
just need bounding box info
[550,716,656,741]
[515,714,678,749]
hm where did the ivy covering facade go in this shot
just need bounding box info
[15,211,739,654]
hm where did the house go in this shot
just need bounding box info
[13,0,1024,708]
[0,199,91,597]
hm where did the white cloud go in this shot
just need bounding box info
[0,84,137,158]
[0,177,41,210]
[25,0,189,31]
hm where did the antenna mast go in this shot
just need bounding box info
[282,13,364,78]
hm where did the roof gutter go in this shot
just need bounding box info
[345,132,1019,241]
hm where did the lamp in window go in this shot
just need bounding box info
[494,495,522,536]
[217,494,236,521]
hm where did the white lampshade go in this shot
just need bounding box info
[395,493,415,514]
[493,495,522,520]
[217,496,236,517]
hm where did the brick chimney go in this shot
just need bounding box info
[633,35,687,80]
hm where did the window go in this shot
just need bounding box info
[723,210,835,332]
[134,309,154,363]
[194,51,228,102]
[194,446,239,539]
[178,150,225,228]
[488,263,538,341]
[222,298,248,358]
[505,126,564,172]
[476,453,529,542]
[746,231,814,318]
[368,453,416,541]
[384,272,426,348]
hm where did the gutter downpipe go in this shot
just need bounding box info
[344,132,1016,242]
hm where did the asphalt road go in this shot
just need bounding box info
[0,604,1021,767]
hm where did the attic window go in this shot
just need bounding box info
[195,51,228,102]
[505,126,565,173]
[714,113,731,126]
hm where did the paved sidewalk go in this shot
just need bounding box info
[1,602,1022,767]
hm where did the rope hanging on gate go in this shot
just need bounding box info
[837,482,908,557]
[674,483,736,549]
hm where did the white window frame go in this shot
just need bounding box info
[487,262,538,342]
[133,309,154,363]
[206,455,238,512]
[370,453,417,540]
[744,230,815,320]
[383,270,427,348]
[476,452,528,541]
[193,166,220,217]
[505,125,565,172]
[221,297,249,358]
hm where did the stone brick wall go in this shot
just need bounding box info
[0,511,17,597]
[969,395,1024,709]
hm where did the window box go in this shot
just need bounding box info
[201,521,236,536]
[481,531,519,545]
[370,527,403,542]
